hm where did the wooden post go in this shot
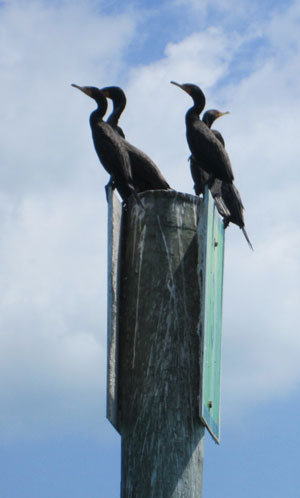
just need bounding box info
[107,188,225,497]
[118,190,206,498]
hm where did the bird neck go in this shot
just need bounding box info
[202,113,213,128]
[185,102,203,124]
[90,102,107,125]
[186,89,205,124]
[107,101,125,128]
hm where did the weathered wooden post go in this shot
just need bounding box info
[106,188,224,497]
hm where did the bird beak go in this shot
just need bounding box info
[170,81,183,89]
[217,111,230,118]
[71,84,93,97]
[170,81,192,96]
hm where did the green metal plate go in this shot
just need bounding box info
[199,189,225,444]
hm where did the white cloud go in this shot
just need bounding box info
[0,0,137,195]
[221,223,300,422]
[171,0,286,31]
[0,0,138,440]
[0,192,108,440]
[1,0,300,442]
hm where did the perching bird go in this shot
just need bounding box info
[197,109,231,218]
[101,85,171,193]
[189,109,230,196]
[171,81,234,186]
[71,84,142,206]
[199,110,253,250]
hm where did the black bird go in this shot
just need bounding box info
[199,109,231,218]
[71,84,142,206]
[189,109,229,196]
[200,110,253,250]
[171,81,234,186]
[101,86,171,192]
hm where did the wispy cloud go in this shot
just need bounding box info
[110,0,300,420]
[1,0,300,441]
[0,0,138,440]
[0,0,137,195]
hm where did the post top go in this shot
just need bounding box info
[129,188,204,207]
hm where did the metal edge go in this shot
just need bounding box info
[106,186,123,432]
[198,187,224,444]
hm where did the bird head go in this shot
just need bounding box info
[202,109,230,128]
[101,86,126,106]
[170,81,199,95]
[71,84,108,118]
[171,81,206,110]
[71,84,106,102]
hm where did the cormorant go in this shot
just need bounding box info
[171,81,234,186]
[199,109,253,250]
[101,86,171,192]
[199,109,231,218]
[189,109,229,196]
[71,84,142,206]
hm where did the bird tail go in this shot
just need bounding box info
[214,196,231,219]
[242,227,254,251]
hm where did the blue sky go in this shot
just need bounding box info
[1,0,300,496]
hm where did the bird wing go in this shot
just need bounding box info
[188,121,234,182]
[221,183,244,227]
[231,183,245,209]
[210,179,231,217]
[211,129,225,147]
[92,122,133,184]
[122,139,170,190]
